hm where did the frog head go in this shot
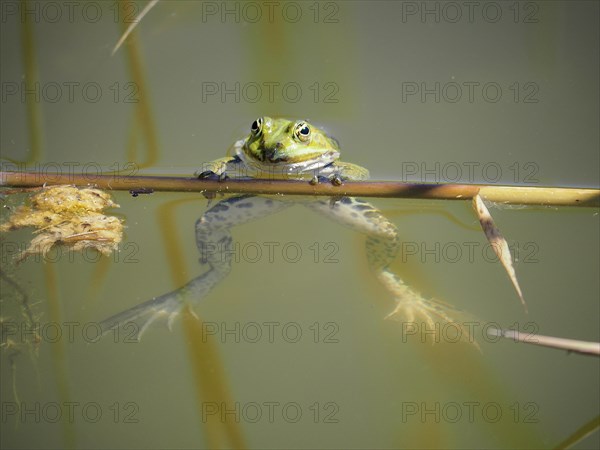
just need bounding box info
[238,117,341,174]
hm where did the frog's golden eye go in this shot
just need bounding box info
[294,121,311,142]
[250,118,263,136]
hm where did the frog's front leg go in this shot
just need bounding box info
[306,197,476,343]
[100,195,291,339]
[331,161,370,181]
[313,161,370,185]
[195,155,248,180]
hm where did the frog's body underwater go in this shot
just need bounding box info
[100,117,471,340]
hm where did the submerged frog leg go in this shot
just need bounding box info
[100,195,290,340]
[307,197,477,344]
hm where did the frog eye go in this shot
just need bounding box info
[294,121,311,142]
[250,118,263,136]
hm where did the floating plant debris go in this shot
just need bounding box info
[0,185,123,262]
[472,194,527,312]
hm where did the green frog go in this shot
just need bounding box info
[100,117,475,339]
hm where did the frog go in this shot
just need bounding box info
[100,117,475,340]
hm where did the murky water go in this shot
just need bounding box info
[1,1,598,449]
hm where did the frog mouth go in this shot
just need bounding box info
[260,146,288,163]
[262,152,288,163]
[233,139,339,173]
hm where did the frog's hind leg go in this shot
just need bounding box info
[306,197,476,344]
[100,195,291,340]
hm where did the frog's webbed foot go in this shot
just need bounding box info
[385,296,460,328]
[99,291,186,341]
[99,195,292,341]
[307,198,479,347]
[99,262,226,341]
[385,294,479,347]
